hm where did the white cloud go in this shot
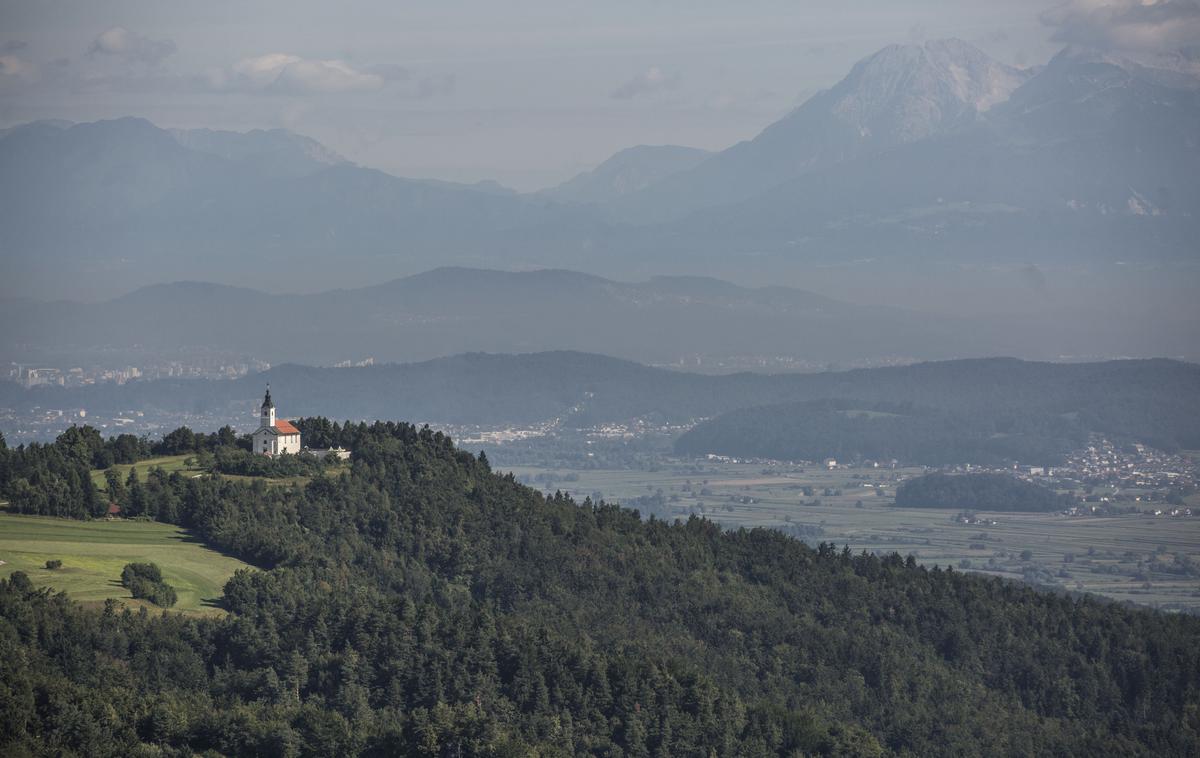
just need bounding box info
[88,27,176,66]
[209,53,386,94]
[610,66,680,99]
[1041,0,1200,53]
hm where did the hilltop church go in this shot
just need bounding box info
[251,386,301,456]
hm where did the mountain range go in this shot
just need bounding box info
[6,265,1198,370]
[0,267,993,369]
[2,39,1197,302]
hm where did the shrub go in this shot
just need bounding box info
[45,559,62,570]
[120,562,177,608]
[121,562,163,585]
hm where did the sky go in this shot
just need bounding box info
[0,0,1192,190]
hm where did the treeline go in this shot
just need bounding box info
[0,421,357,518]
[895,473,1076,512]
[208,446,334,478]
[0,428,106,518]
[1,420,1199,755]
[0,423,248,518]
[675,399,1091,466]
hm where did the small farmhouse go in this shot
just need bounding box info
[251,386,301,456]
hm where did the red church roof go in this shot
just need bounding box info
[275,420,300,435]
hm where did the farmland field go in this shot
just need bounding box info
[503,460,1200,613]
[0,513,252,616]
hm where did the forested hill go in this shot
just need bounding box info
[673,397,1103,466]
[5,353,1200,452]
[895,473,1076,512]
[664,358,1200,463]
[3,422,1200,755]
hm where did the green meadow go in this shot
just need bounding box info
[0,513,252,616]
[89,454,347,492]
[88,454,202,491]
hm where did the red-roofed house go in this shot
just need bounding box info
[251,386,302,456]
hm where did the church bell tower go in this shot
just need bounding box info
[261,385,275,428]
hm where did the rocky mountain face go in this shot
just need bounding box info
[606,39,1199,275]
[603,39,1032,223]
[822,38,1027,140]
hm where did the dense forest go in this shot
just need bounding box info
[894,473,1075,512]
[4,355,1200,451]
[2,421,1199,755]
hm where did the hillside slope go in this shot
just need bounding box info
[541,144,711,205]
[3,422,1200,755]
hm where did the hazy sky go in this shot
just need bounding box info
[0,1,1179,189]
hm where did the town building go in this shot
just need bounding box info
[250,386,301,456]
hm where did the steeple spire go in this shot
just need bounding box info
[260,384,276,429]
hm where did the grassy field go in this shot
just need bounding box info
[89,454,202,491]
[90,455,348,492]
[0,513,252,616]
[504,461,1200,613]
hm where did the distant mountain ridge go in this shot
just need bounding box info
[0,117,566,297]
[2,38,1197,301]
[168,126,348,177]
[5,263,1197,370]
[1,267,996,368]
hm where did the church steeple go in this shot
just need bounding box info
[261,384,276,428]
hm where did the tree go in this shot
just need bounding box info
[104,468,127,506]
[55,425,105,467]
[125,468,147,517]
[215,425,238,448]
[156,427,197,456]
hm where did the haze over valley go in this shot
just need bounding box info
[3,2,1200,755]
